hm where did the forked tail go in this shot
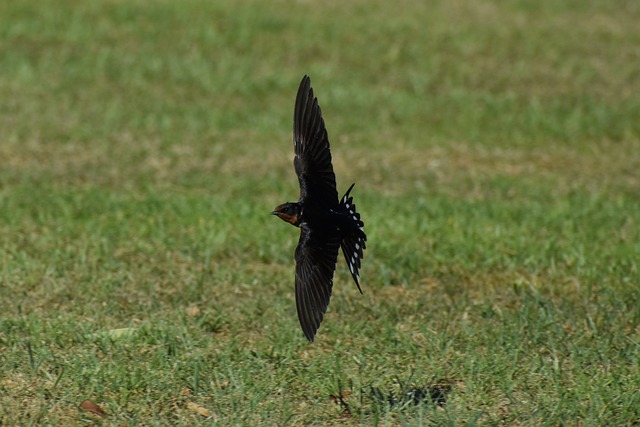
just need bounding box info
[339,183,367,293]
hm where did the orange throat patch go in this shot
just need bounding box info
[274,212,299,225]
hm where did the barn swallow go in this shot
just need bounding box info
[272,75,367,342]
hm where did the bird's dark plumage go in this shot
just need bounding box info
[273,75,367,342]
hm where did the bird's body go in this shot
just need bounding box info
[273,76,367,342]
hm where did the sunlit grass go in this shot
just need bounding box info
[1,0,639,425]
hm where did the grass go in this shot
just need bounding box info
[1,0,639,425]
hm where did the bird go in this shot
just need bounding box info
[272,75,367,342]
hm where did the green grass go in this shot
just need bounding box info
[1,0,639,425]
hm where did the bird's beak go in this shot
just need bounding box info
[271,210,278,215]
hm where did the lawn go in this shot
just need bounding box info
[1,0,639,425]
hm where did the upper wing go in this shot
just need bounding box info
[293,75,338,207]
[294,224,341,341]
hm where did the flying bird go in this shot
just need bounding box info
[272,75,367,342]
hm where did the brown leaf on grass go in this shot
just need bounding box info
[187,401,210,417]
[181,387,191,396]
[186,305,201,317]
[79,399,106,417]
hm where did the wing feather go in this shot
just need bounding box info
[295,224,341,341]
[293,76,338,207]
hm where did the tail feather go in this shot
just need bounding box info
[340,183,366,293]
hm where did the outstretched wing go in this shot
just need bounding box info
[293,75,338,208]
[294,224,341,341]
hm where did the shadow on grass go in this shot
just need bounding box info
[329,376,455,420]
[369,378,453,409]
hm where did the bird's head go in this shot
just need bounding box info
[272,203,302,226]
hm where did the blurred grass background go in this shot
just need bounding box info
[1,0,639,425]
